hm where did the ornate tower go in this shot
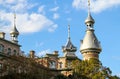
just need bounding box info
[62,25,77,58]
[60,25,77,76]
[80,0,102,60]
[10,13,19,44]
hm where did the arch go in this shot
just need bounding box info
[13,50,17,55]
[0,44,4,53]
[59,62,63,69]
[7,48,11,55]
[0,63,3,70]
[49,60,56,69]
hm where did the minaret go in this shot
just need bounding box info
[80,0,102,60]
[62,25,77,58]
[10,13,19,44]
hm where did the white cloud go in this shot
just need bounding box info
[35,42,44,48]
[38,5,45,14]
[5,0,15,4]
[53,13,59,20]
[0,11,58,34]
[0,0,16,4]
[117,74,120,77]
[0,0,36,13]
[0,0,58,34]
[36,49,52,57]
[48,24,58,32]
[72,0,120,13]
[50,6,59,12]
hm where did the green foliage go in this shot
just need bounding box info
[0,56,52,79]
[71,59,120,79]
[52,74,67,79]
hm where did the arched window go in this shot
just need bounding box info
[0,44,4,53]
[0,63,2,70]
[13,50,17,55]
[59,62,63,69]
[7,48,11,55]
[49,61,56,69]
[67,61,71,68]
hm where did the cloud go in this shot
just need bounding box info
[117,74,120,77]
[0,0,36,13]
[0,11,58,34]
[38,5,45,14]
[36,49,52,57]
[72,0,120,13]
[35,42,44,48]
[50,6,59,12]
[0,0,58,34]
[48,24,58,32]
[53,13,60,20]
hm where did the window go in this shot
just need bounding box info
[67,61,71,68]
[59,62,63,69]
[7,48,11,55]
[13,50,17,55]
[0,63,2,70]
[0,44,4,53]
[49,61,56,69]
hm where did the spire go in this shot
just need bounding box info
[88,0,90,15]
[10,13,19,35]
[14,13,16,28]
[10,13,19,44]
[80,0,102,60]
[68,24,70,40]
[62,25,77,57]
[85,0,95,30]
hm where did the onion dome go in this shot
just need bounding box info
[10,13,19,44]
[80,0,102,54]
[10,26,19,35]
[80,30,102,53]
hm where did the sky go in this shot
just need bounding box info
[0,0,120,76]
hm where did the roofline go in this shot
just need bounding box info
[0,38,21,47]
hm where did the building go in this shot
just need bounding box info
[30,25,78,76]
[0,0,102,78]
[0,14,54,79]
[80,0,102,60]
[0,14,21,57]
[0,14,21,76]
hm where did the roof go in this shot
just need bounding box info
[80,30,102,53]
[0,38,21,47]
[85,13,95,24]
[10,26,19,35]
[62,38,77,52]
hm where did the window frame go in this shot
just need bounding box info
[0,44,4,53]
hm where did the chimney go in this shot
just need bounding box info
[53,51,58,55]
[0,32,5,39]
[29,50,35,58]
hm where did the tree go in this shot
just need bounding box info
[0,56,53,79]
[71,59,120,79]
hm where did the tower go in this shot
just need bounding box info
[10,13,19,44]
[60,25,77,76]
[62,25,77,58]
[80,0,102,60]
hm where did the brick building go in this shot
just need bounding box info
[0,0,102,77]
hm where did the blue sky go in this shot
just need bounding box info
[0,0,120,76]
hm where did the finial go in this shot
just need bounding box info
[14,12,16,27]
[88,0,91,15]
[68,24,70,39]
